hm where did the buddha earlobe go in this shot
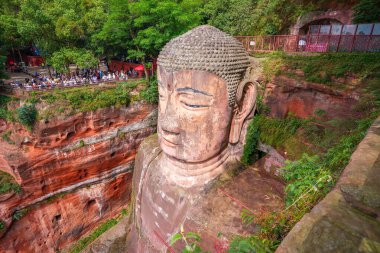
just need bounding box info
[229,79,258,144]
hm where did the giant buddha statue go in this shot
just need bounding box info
[127,25,257,252]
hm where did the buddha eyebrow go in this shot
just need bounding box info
[177,87,212,96]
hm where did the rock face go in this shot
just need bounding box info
[0,102,157,252]
[276,116,380,253]
[265,75,360,120]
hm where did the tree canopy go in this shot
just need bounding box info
[0,0,377,74]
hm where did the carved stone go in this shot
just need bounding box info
[126,25,257,252]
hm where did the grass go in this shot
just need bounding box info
[259,52,380,88]
[26,80,145,120]
[0,170,21,195]
[69,208,128,253]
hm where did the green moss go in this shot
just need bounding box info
[0,171,21,195]
[1,130,15,144]
[0,220,5,231]
[12,208,28,221]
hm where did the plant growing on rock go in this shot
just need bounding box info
[0,171,21,195]
[17,104,37,131]
[170,226,204,253]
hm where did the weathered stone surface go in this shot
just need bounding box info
[0,172,132,253]
[0,102,157,252]
[82,216,130,253]
[265,75,360,120]
[182,166,284,252]
[276,116,380,253]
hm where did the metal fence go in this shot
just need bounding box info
[236,23,380,53]
[236,34,380,53]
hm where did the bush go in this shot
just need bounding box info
[228,236,275,253]
[140,77,158,104]
[241,115,261,165]
[0,95,14,122]
[353,0,380,23]
[12,208,28,221]
[0,171,21,194]
[17,104,37,130]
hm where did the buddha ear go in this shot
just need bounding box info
[229,79,258,144]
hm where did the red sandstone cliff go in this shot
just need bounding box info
[0,102,157,252]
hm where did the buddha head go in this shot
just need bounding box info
[157,25,257,164]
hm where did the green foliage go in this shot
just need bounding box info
[258,114,305,148]
[0,95,14,122]
[12,208,28,221]
[129,0,203,58]
[49,48,98,73]
[204,0,316,35]
[2,130,14,144]
[69,209,128,253]
[17,104,37,130]
[140,77,158,104]
[93,0,132,56]
[34,81,144,119]
[283,154,333,206]
[241,209,255,225]
[263,53,380,87]
[0,170,21,194]
[0,220,4,231]
[353,0,380,23]
[228,236,274,253]
[170,228,204,253]
[241,115,261,165]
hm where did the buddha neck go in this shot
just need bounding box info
[160,146,230,189]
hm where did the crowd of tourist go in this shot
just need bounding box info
[7,67,140,90]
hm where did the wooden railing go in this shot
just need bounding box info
[235,34,380,53]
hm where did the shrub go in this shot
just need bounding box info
[228,236,275,253]
[0,95,14,122]
[2,130,15,144]
[17,104,37,130]
[0,171,21,194]
[241,115,261,165]
[140,77,158,104]
[12,208,28,221]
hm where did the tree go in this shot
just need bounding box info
[203,0,317,35]
[93,0,133,57]
[128,0,203,80]
[353,0,380,23]
[48,48,98,73]
[6,0,107,73]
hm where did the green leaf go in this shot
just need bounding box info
[170,233,182,246]
[186,232,201,241]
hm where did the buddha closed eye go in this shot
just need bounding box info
[177,87,213,110]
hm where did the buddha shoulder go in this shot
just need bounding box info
[133,134,161,179]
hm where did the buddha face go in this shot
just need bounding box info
[157,67,233,163]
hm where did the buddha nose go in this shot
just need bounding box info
[160,97,180,134]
